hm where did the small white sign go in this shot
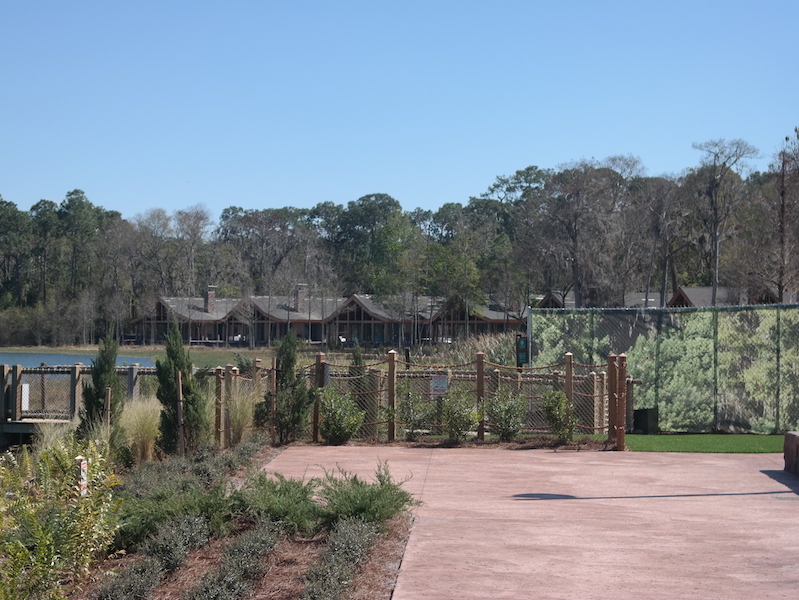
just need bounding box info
[431,374,448,397]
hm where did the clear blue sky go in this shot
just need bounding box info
[2,1,796,220]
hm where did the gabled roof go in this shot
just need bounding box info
[666,286,744,308]
[250,295,346,323]
[160,296,243,322]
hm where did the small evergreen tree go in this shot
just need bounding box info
[156,321,210,454]
[270,332,313,445]
[79,328,124,441]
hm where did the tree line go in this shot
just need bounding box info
[1,132,798,346]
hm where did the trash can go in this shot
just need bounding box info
[633,407,658,434]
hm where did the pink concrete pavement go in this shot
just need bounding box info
[263,447,798,599]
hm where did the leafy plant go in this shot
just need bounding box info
[441,387,479,443]
[486,386,527,442]
[0,437,120,599]
[319,387,365,445]
[542,390,574,444]
[396,381,431,441]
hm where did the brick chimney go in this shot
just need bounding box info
[205,285,217,313]
[295,283,307,314]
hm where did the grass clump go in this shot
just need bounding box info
[119,396,162,464]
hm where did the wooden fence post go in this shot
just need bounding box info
[176,370,185,458]
[269,356,277,444]
[253,358,262,398]
[127,364,140,401]
[11,365,22,420]
[70,363,83,419]
[476,352,485,441]
[616,354,627,451]
[313,352,326,443]
[215,366,224,448]
[607,354,617,444]
[104,386,112,430]
[564,352,574,408]
[1,364,8,421]
[387,350,397,442]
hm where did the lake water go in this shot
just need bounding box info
[0,352,155,368]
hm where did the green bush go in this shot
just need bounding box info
[543,390,574,444]
[441,387,479,443]
[91,556,163,600]
[183,521,282,600]
[0,437,120,599]
[396,381,431,442]
[242,473,323,536]
[141,515,210,573]
[303,518,379,600]
[319,387,365,445]
[318,462,415,526]
[486,387,527,442]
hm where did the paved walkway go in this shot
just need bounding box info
[264,447,797,599]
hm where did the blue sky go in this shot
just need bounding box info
[2,1,796,219]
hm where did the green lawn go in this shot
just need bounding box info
[624,434,784,453]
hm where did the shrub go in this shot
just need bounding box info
[242,472,323,536]
[441,387,479,443]
[396,381,431,442]
[0,438,120,599]
[303,518,379,600]
[228,385,259,446]
[318,462,416,526]
[91,556,163,600]
[79,330,125,439]
[141,515,210,573]
[543,390,575,444]
[183,521,282,600]
[319,387,365,445]
[486,387,527,442]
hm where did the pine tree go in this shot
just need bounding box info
[156,321,210,454]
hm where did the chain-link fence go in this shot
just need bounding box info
[528,305,799,433]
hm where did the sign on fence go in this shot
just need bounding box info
[431,373,448,396]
